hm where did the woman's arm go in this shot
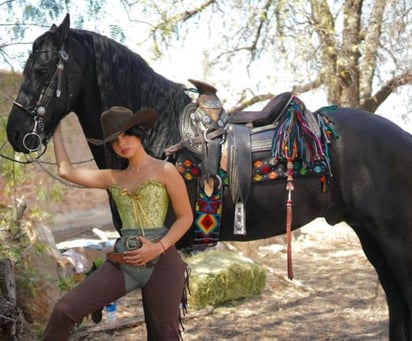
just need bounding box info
[159,161,193,249]
[53,123,113,189]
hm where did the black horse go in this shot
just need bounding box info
[6,14,412,340]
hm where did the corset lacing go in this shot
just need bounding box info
[121,189,151,236]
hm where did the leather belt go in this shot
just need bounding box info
[106,252,156,268]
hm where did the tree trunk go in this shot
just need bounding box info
[0,259,21,341]
[338,0,363,107]
[310,0,339,104]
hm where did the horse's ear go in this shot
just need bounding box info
[61,13,70,30]
[53,13,71,46]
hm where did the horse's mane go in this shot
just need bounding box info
[73,29,192,158]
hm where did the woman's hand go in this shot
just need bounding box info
[52,119,113,189]
[122,237,164,266]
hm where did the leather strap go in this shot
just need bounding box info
[201,139,221,182]
[164,127,226,156]
[106,252,156,268]
[227,124,252,204]
[232,124,252,205]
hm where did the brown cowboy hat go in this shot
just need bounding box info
[87,106,158,145]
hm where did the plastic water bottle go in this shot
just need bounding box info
[105,301,117,323]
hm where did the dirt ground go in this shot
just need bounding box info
[69,219,389,341]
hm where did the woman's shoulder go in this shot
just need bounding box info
[159,159,179,174]
[147,159,179,180]
[148,158,175,171]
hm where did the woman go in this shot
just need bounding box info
[43,106,193,340]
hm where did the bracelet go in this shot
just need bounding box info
[159,240,166,253]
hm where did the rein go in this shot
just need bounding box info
[30,158,90,188]
[0,124,48,164]
[0,140,93,189]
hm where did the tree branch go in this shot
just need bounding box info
[248,0,273,63]
[227,93,275,114]
[360,70,412,112]
[151,0,216,33]
[292,78,323,95]
[227,78,323,114]
[0,0,14,8]
[0,41,32,49]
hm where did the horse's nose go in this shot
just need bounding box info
[7,125,27,153]
[11,132,26,152]
[7,127,19,147]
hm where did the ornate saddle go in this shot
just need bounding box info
[167,79,336,240]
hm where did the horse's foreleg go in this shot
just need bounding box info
[351,224,410,341]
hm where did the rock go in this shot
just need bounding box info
[15,221,62,324]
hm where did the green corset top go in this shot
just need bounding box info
[109,180,169,230]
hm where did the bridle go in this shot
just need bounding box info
[2,44,93,187]
[14,48,69,151]
[1,47,70,164]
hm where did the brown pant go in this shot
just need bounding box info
[42,247,187,341]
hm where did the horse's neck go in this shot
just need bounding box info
[138,73,192,156]
[75,31,192,160]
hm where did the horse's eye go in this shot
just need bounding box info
[34,68,49,79]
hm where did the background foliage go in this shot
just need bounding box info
[0,0,411,113]
[0,0,411,210]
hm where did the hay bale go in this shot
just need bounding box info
[185,250,266,310]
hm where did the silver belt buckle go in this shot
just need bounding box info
[125,236,142,250]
